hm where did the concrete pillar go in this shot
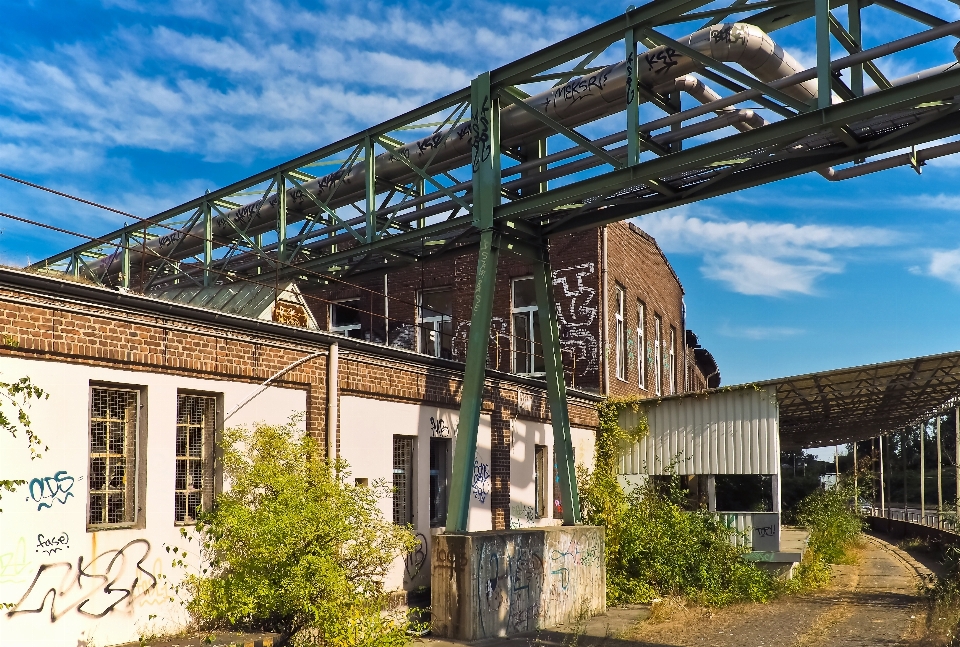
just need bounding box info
[707,475,716,512]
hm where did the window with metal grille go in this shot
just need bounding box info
[175,393,218,524]
[88,387,140,528]
[393,436,414,525]
[429,438,450,527]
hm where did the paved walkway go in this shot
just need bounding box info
[418,532,932,647]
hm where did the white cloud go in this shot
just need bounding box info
[923,248,960,286]
[634,209,897,296]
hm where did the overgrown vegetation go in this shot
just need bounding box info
[173,421,418,646]
[0,375,48,511]
[794,479,864,565]
[580,397,778,606]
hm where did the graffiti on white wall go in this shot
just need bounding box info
[6,539,157,622]
[0,537,31,584]
[26,471,82,511]
[472,460,491,504]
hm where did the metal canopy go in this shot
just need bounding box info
[766,351,960,450]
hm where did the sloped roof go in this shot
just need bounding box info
[151,281,317,328]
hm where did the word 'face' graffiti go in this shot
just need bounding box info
[36,533,69,556]
[472,460,491,504]
[28,471,81,511]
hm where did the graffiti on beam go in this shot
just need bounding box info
[27,471,82,511]
[472,460,491,504]
[35,533,69,556]
[6,539,157,622]
[552,263,599,374]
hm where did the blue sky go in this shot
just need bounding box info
[2,0,960,397]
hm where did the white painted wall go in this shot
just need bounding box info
[0,356,306,647]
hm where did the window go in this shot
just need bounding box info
[654,314,663,396]
[175,393,218,524]
[419,289,454,359]
[553,446,575,519]
[330,298,362,338]
[512,277,544,375]
[535,445,547,518]
[429,438,450,527]
[669,327,677,395]
[393,436,414,525]
[637,301,646,389]
[614,286,626,381]
[88,387,140,528]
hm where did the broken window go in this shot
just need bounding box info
[418,289,454,359]
[88,387,140,528]
[330,298,363,338]
[512,277,544,375]
[429,437,451,527]
[175,393,218,525]
[637,300,646,389]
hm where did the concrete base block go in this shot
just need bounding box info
[431,526,606,640]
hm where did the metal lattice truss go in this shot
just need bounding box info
[772,351,960,450]
[32,0,960,294]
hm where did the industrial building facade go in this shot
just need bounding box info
[0,222,718,646]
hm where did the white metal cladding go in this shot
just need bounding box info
[618,386,780,475]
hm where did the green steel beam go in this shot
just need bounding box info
[874,0,948,28]
[446,232,500,533]
[121,231,131,289]
[203,201,213,286]
[365,136,376,243]
[626,28,641,166]
[471,72,500,229]
[276,172,287,263]
[848,2,865,97]
[533,246,580,525]
[816,0,833,109]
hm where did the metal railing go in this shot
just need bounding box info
[867,506,958,533]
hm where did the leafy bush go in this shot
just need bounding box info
[580,398,776,607]
[794,480,863,565]
[174,421,417,646]
[0,375,48,511]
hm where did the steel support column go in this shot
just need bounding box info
[532,247,580,525]
[365,136,376,243]
[276,172,287,263]
[815,0,832,109]
[121,231,131,290]
[447,71,502,533]
[203,201,213,286]
[625,27,640,166]
[920,421,926,522]
[956,406,959,518]
[937,414,943,521]
[849,0,864,97]
[879,434,885,516]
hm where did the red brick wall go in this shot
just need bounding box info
[0,276,598,530]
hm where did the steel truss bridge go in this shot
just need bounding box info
[32,0,960,531]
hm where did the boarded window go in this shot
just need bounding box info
[393,436,414,525]
[88,387,139,528]
[175,393,218,524]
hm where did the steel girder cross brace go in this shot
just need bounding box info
[446,72,580,532]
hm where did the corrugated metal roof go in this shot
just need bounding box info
[150,281,317,329]
[618,386,779,475]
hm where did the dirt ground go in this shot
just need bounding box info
[421,531,936,647]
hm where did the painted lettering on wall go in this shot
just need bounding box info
[27,471,82,511]
[35,533,69,556]
[405,533,427,581]
[509,503,536,529]
[429,416,451,438]
[552,263,599,375]
[7,539,157,622]
[472,460,491,504]
[0,537,31,584]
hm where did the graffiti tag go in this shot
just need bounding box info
[27,471,81,511]
[35,533,69,556]
[472,460,491,504]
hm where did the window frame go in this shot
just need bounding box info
[614,285,626,381]
[669,327,677,395]
[637,300,646,389]
[87,383,147,531]
[174,390,222,526]
[511,276,544,376]
[329,298,363,338]
[417,288,454,359]
[392,435,415,526]
[429,437,451,527]
[534,445,547,519]
[654,314,663,397]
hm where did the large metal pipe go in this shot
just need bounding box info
[91,23,815,278]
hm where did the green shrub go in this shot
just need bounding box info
[580,397,776,607]
[174,421,417,646]
[794,481,863,565]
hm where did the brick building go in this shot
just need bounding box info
[301,220,719,398]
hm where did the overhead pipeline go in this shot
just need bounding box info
[90,23,819,278]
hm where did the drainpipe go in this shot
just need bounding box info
[601,226,609,396]
[327,342,339,460]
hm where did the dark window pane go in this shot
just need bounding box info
[332,300,362,328]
